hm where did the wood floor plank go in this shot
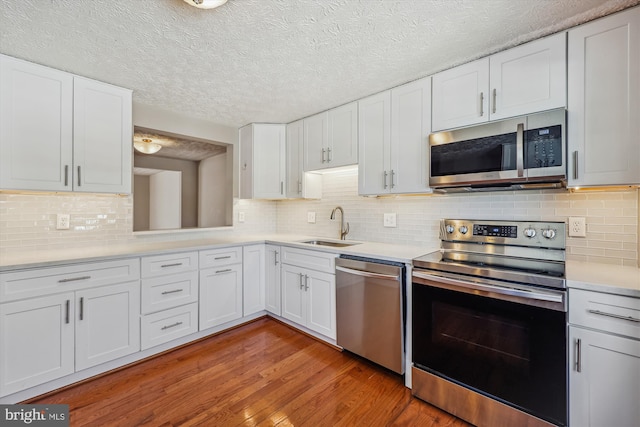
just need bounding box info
[28,318,470,427]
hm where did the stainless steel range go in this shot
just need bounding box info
[412,219,567,427]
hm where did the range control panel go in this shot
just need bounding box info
[441,219,566,249]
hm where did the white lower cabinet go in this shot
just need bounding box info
[569,288,640,427]
[280,247,336,340]
[243,245,266,316]
[199,262,243,330]
[265,245,282,315]
[0,293,75,396]
[141,302,198,351]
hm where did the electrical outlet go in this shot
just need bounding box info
[56,213,70,230]
[238,211,245,223]
[307,212,316,223]
[568,217,586,237]
[383,213,397,228]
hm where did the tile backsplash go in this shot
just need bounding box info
[1,170,638,267]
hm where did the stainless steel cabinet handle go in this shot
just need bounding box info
[65,300,70,324]
[321,148,326,163]
[383,171,388,189]
[516,123,524,177]
[79,297,84,321]
[390,170,395,188]
[298,179,302,194]
[587,309,640,323]
[58,276,91,283]
[214,256,231,260]
[161,289,184,295]
[274,250,279,266]
[575,338,582,372]
[479,92,484,117]
[161,262,183,268]
[492,88,497,114]
[299,273,304,290]
[77,166,81,187]
[280,181,284,195]
[64,165,69,186]
[327,147,332,162]
[161,321,183,331]
[215,268,232,274]
[573,151,579,180]
[304,275,309,291]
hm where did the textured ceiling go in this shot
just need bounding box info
[1,0,638,129]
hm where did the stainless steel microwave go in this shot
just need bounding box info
[429,108,566,192]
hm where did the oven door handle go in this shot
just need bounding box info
[412,271,565,310]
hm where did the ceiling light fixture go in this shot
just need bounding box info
[134,138,162,154]
[183,0,228,9]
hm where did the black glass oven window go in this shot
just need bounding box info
[524,124,563,169]
[431,132,517,177]
[413,283,567,426]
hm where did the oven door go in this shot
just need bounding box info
[412,271,567,426]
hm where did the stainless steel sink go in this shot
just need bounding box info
[301,240,360,248]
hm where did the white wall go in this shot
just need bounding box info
[149,170,182,230]
[199,153,229,228]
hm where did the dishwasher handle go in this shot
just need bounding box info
[336,265,400,281]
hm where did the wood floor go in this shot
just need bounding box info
[30,318,470,426]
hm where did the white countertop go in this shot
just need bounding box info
[566,260,640,298]
[0,234,437,272]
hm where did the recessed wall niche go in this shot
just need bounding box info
[133,127,233,232]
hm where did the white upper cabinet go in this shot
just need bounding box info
[304,101,358,171]
[0,54,132,193]
[359,78,431,195]
[73,77,132,193]
[285,120,322,199]
[432,32,566,131]
[239,123,286,199]
[567,6,640,187]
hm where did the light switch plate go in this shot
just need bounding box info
[383,213,397,228]
[238,211,245,223]
[307,212,316,223]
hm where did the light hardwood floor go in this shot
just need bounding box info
[29,317,470,426]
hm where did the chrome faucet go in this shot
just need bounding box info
[330,206,349,240]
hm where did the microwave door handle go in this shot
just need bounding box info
[516,123,524,177]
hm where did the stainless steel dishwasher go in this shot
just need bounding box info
[335,255,405,374]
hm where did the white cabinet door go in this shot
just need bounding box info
[390,78,431,194]
[327,101,358,168]
[265,245,282,315]
[199,264,243,330]
[75,281,140,371]
[432,58,490,131]
[568,7,640,186]
[281,264,306,326]
[358,91,391,195]
[239,124,286,199]
[303,111,329,171]
[569,326,640,427]
[305,269,336,339]
[0,54,73,192]
[286,120,322,199]
[0,293,74,397]
[73,76,132,194]
[489,32,566,121]
[243,244,265,316]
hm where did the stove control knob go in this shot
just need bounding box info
[459,225,468,234]
[523,228,537,238]
[542,228,556,239]
[445,225,455,234]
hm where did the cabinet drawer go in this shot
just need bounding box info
[141,252,198,278]
[569,288,640,339]
[141,302,198,351]
[0,258,140,302]
[199,247,242,268]
[281,247,337,274]
[141,271,198,315]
